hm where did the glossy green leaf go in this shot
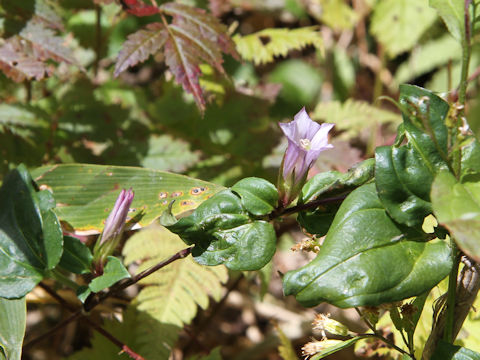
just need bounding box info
[430,0,465,40]
[31,164,223,233]
[0,165,63,298]
[0,297,26,360]
[298,159,375,236]
[431,340,480,359]
[163,189,276,270]
[231,177,278,216]
[283,183,452,308]
[431,171,480,261]
[193,221,276,271]
[58,236,93,274]
[375,85,449,226]
[89,256,131,293]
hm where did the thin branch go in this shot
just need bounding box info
[84,246,192,312]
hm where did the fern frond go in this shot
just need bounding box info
[312,100,401,140]
[121,225,228,356]
[234,27,324,66]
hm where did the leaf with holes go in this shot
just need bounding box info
[234,27,324,66]
[31,164,223,234]
[0,39,51,82]
[19,19,79,66]
[283,183,452,308]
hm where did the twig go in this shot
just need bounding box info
[84,247,192,312]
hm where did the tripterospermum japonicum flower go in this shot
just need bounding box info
[93,188,134,274]
[278,107,334,207]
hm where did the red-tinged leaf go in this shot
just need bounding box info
[121,0,159,17]
[161,2,239,60]
[164,34,206,111]
[19,20,79,66]
[0,39,51,82]
[114,22,168,77]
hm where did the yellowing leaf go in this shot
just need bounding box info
[234,27,324,66]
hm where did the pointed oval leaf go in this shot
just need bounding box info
[0,165,63,298]
[283,183,452,308]
[231,177,278,216]
[31,164,223,233]
[59,236,93,274]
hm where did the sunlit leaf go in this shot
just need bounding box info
[234,27,323,66]
[371,0,437,57]
[31,164,223,233]
[283,183,452,308]
[0,297,26,360]
[430,0,465,40]
[114,23,167,77]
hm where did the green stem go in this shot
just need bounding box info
[444,242,460,343]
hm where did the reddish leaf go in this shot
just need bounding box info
[164,30,206,111]
[121,0,159,17]
[114,22,168,77]
[159,2,239,111]
[161,3,239,60]
[19,20,79,66]
[0,39,51,82]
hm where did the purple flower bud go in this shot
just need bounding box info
[93,189,134,274]
[100,188,135,245]
[280,107,334,182]
[278,107,334,207]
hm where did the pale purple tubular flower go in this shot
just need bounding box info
[279,107,334,182]
[100,188,135,246]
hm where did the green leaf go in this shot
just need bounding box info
[431,171,480,260]
[431,340,480,359]
[307,0,358,31]
[163,190,276,270]
[234,27,323,66]
[298,159,375,236]
[461,136,480,181]
[283,183,452,308]
[0,297,26,360]
[430,0,465,40]
[231,177,278,216]
[276,325,299,360]
[0,165,63,298]
[121,226,227,359]
[140,135,201,172]
[375,85,449,226]
[187,347,223,360]
[194,220,276,271]
[89,256,131,293]
[58,236,93,274]
[31,164,223,233]
[371,0,437,57]
[312,100,401,141]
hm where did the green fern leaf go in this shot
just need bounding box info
[312,100,401,140]
[122,225,227,354]
[370,0,437,58]
[234,27,324,65]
